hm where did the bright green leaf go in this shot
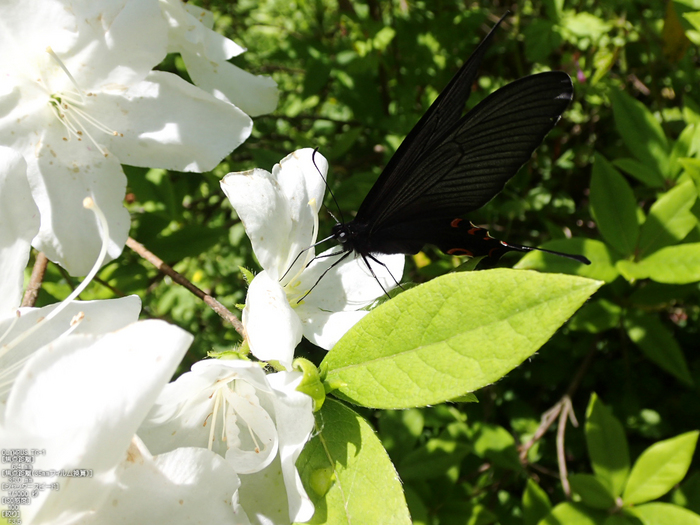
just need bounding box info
[623,431,699,504]
[669,124,697,178]
[624,310,693,386]
[681,158,700,195]
[569,474,616,509]
[610,90,670,179]
[323,270,602,409]
[537,502,607,525]
[637,180,697,257]
[590,153,641,257]
[629,243,700,283]
[629,502,700,525]
[523,479,553,525]
[297,399,411,525]
[514,237,620,282]
[585,394,630,497]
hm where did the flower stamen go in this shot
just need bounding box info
[45,47,122,157]
[46,46,86,104]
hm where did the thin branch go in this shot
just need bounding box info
[21,252,49,307]
[126,237,245,338]
[557,395,576,499]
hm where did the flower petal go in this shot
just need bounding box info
[162,0,245,61]
[90,71,252,172]
[67,0,168,90]
[243,272,302,369]
[0,296,143,410]
[182,49,278,117]
[221,149,326,282]
[26,135,130,276]
[224,382,279,474]
[296,251,404,348]
[81,438,249,525]
[267,371,315,522]
[0,147,38,314]
[1,319,192,524]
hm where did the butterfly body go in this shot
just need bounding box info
[330,14,590,267]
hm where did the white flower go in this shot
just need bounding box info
[221,149,404,368]
[0,319,199,524]
[138,358,315,525]
[160,0,278,117]
[0,0,253,275]
[80,437,250,525]
[0,147,39,316]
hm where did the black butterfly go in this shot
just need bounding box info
[326,14,590,277]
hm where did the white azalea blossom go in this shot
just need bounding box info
[139,358,315,525]
[160,0,279,117]
[221,149,404,368]
[0,0,253,275]
[0,319,206,524]
[80,437,250,525]
[0,147,39,316]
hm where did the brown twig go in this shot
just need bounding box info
[21,252,49,307]
[126,237,245,338]
[557,395,578,499]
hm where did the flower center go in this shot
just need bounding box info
[207,378,263,454]
[44,47,123,157]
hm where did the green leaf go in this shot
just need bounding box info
[585,394,630,497]
[613,158,666,188]
[397,421,471,480]
[322,270,602,409]
[537,502,607,525]
[438,501,498,525]
[514,237,620,283]
[590,153,641,257]
[562,12,612,39]
[623,431,699,504]
[523,479,553,525]
[629,502,700,525]
[569,474,617,509]
[610,90,670,179]
[669,124,697,178]
[144,226,228,262]
[681,158,700,195]
[626,243,700,283]
[297,399,411,525]
[637,180,697,257]
[568,298,621,333]
[624,310,693,386]
[672,472,700,514]
[471,423,522,471]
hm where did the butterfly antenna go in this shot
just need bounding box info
[312,148,345,224]
[295,250,351,304]
[506,243,591,265]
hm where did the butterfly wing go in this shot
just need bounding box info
[354,14,507,222]
[365,71,573,231]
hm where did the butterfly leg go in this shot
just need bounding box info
[295,250,352,304]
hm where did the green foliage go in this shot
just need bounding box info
[537,394,700,524]
[322,270,601,409]
[38,0,700,523]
